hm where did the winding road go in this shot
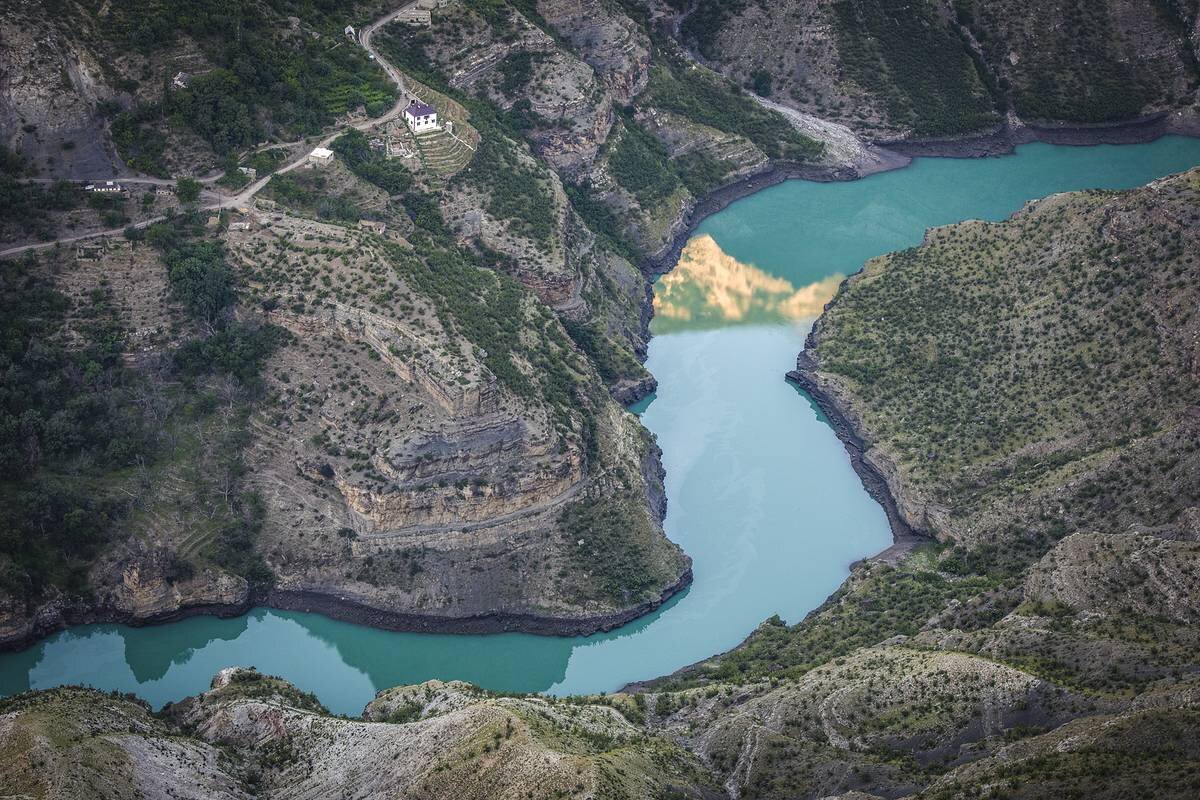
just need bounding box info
[1,1,420,259]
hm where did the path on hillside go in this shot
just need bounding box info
[1,0,420,259]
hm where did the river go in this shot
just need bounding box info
[2,137,1199,716]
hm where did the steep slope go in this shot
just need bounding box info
[795,169,1200,551]
[660,0,1200,139]
[630,169,1200,798]
[0,146,690,643]
[0,0,396,178]
[2,5,1200,796]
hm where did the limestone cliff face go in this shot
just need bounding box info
[90,542,250,619]
[213,198,688,626]
[0,543,248,649]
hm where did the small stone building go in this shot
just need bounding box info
[309,147,335,167]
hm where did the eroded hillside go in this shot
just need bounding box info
[660,0,1200,139]
[0,668,723,799]
[2,3,1200,797]
[0,0,861,644]
[624,167,1200,798]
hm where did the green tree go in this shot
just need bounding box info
[175,177,202,204]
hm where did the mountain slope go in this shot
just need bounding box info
[660,0,1200,139]
[635,167,1200,798]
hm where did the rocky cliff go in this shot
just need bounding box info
[2,3,1200,797]
[659,0,1200,141]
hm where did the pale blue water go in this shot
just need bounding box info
[2,137,1198,716]
[695,138,1200,286]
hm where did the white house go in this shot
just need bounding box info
[344,24,356,40]
[308,147,334,167]
[402,99,438,133]
[86,181,125,194]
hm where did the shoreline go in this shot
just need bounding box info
[0,568,693,654]
[879,111,1200,159]
[3,111,1196,656]
[264,568,691,637]
[785,350,928,566]
[632,108,1200,546]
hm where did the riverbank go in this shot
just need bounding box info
[785,349,927,566]
[644,148,912,279]
[265,568,691,637]
[881,110,1200,159]
[3,113,1196,658]
[0,566,693,653]
[648,110,1200,278]
[634,108,1200,545]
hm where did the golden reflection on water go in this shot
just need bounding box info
[653,234,843,332]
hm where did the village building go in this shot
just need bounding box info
[359,219,386,234]
[238,166,257,179]
[86,180,125,194]
[76,242,106,260]
[308,147,335,167]
[402,99,438,133]
[344,24,356,40]
[396,6,432,25]
[155,185,174,196]
[171,71,191,90]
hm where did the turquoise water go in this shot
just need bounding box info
[2,137,1198,717]
[695,138,1200,286]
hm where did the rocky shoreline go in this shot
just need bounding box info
[785,351,927,565]
[0,595,256,654]
[0,567,694,653]
[265,568,692,637]
[286,109,1200,643]
[639,108,1200,559]
[2,111,1196,657]
[646,110,1200,279]
[880,110,1200,159]
[644,147,912,279]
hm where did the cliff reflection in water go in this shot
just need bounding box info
[653,234,842,332]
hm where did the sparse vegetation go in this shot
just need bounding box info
[830,0,1001,136]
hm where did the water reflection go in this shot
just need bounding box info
[4,138,1197,717]
[654,234,842,332]
[0,323,888,717]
